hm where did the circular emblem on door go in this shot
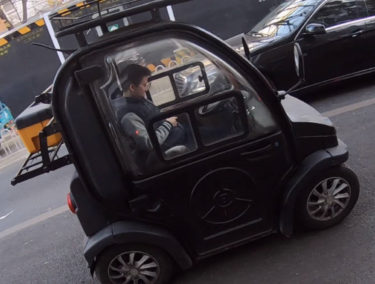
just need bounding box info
[190,167,255,225]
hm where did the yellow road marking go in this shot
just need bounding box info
[35,19,45,26]
[18,26,31,35]
[0,38,8,46]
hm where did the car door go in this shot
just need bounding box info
[297,0,368,86]
[79,28,296,258]
[117,36,296,257]
[146,90,294,257]
[362,0,375,69]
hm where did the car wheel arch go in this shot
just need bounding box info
[279,140,348,237]
[84,221,193,274]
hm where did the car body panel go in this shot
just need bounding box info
[56,22,298,257]
[83,220,193,271]
[279,139,348,236]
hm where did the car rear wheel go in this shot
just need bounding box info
[95,244,174,284]
[296,166,359,230]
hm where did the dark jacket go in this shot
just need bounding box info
[113,96,160,125]
[111,96,173,150]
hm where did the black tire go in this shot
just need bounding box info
[95,244,174,284]
[296,165,359,230]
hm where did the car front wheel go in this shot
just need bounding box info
[296,166,359,230]
[95,244,174,284]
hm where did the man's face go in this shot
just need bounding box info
[130,76,150,98]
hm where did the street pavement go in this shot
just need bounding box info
[1,75,375,283]
[0,147,28,171]
[0,158,74,233]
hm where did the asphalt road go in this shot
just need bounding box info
[1,75,375,283]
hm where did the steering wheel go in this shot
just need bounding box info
[198,95,240,117]
[197,74,236,116]
[198,101,223,115]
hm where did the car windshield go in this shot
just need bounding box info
[249,0,319,38]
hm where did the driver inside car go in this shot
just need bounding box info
[111,64,187,165]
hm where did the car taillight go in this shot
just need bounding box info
[67,193,77,214]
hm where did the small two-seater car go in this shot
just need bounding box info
[17,0,359,283]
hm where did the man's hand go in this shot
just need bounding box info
[166,116,178,127]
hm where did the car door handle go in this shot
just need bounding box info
[240,143,274,158]
[351,29,364,38]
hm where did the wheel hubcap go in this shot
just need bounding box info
[307,177,351,221]
[108,251,160,284]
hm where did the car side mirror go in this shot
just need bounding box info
[277,90,287,100]
[277,43,305,100]
[303,23,327,36]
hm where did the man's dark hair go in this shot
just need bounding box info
[120,63,151,90]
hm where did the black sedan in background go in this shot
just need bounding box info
[227,0,375,93]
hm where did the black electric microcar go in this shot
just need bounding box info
[14,0,359,283]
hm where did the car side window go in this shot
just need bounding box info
[195,97,245,146]
[151,95,247,160]
[150,89,278,163]
[310,0,367,28]
[365,0,375,15]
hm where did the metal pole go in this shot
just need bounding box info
[43,12,65,64]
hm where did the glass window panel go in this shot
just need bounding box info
[173,65,206,97]
[311,0,366,28]
[195,98,245,146]
[241,91,277,139]
[148,76,176,106]
[153,113,197,160]
[251,0,317,37]
[365,0,375,15]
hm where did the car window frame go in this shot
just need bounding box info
[295,0,368,39]
[364,0,375,16]
[147,90,250,163]
[146,61,211,108]
[309,0,367,28]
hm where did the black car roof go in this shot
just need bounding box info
[49,0,190,46]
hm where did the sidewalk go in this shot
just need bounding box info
[0,147,29,171]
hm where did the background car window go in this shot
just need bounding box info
[310,0,367,28]
[365,0,375,15]
[250,0,317,37]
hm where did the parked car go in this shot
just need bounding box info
[15,0,360,283]
[227,0,375,93]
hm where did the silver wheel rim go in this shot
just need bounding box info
[108,250,160,284]
[307,177,351,221]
